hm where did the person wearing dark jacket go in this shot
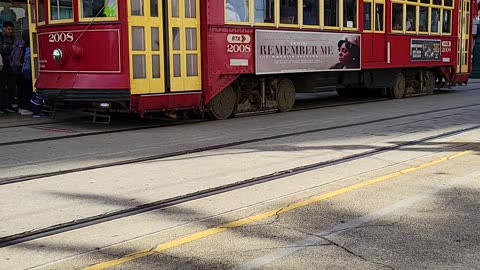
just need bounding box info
[18,30,33,115]
[0,20,16,113]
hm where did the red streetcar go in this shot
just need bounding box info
[28,0,478,120]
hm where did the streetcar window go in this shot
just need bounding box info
[133,55,146,78]
[152,55,160,78]
[50,0,73,20]
[392,4,403,31]
[34,57,39,78]
[186,54,198,76]
[130,0,143,16]
[38,0,46,23]
[82,0,117,17]
[363,2,372,30]
[173,54,181,77]
[185,0,196,18]
[303,0,319,25]
[431,8,440,33]
[172,27,180,50]
[375,3,383,31]
[419,6,427,32]
[444,0,452,6]
[226,0,248,22]
[406,5,415,31]
[447,11,454,34]
[420,0,429,4]
[280,0,297,24]
[104,0,117,16]
[151,27,159,51]
[432,0,440,5]
[32,33,38,54]
[150,0,158,17]
[343,0,356,28]
[172,0,179,17]
[254,0,274,23]
[132,26,145,51]
[31,0,37,23]
[324,0,339,26]
[186,28,197,50]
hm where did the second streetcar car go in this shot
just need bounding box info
[28,0,477,119]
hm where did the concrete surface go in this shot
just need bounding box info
[0,84,479,269]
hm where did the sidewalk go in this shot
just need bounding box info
[0,111,77,128]
[468,78,480,84]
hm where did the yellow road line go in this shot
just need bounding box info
[85,150,473,270]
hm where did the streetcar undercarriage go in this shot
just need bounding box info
[36,68,453,122]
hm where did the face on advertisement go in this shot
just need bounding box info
[338,42,352,64]
[337,40,359,67]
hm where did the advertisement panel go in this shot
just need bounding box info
[410,39,441,61]
[255,30,361,75]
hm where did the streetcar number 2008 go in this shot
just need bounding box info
[227,44,251,53]
[49,32,74,43]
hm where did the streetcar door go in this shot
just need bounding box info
[457,0,470,73]
[167,0,202,92]
[128,0,166,94]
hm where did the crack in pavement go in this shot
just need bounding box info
[269,224,396,270]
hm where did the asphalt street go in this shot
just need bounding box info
[1,84,479,269]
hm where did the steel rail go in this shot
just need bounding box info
[1,103,480,186]
[0,87,476,147]
[0,123,478,248]
[0,96,391,147]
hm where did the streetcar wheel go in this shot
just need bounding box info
[389,72,406,99]
[207,86,236,120]
[276,79,296,112]
[425,71,436,95]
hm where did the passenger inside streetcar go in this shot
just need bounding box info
[226,0,248,22]
[406,8,415,31]
[392,4,403,30]
[303,3,315,25]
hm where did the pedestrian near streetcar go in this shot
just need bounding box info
[17,30,33,116]
[0,20,17,114]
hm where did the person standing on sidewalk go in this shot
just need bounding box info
[0,21,16,114]
[18,30,32,115]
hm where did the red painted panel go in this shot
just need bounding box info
[372,34,386,63]
[203,27,254,104]
[37,27,121,72]
[206,0,224,25]
[362,34,374,61]
[35,73,129,89]
[35,23,130,90]
[207,27,255,75]
[132,93,202,113]
[362,34,458,70]
[453,73,470,84]
[362,33,386,63]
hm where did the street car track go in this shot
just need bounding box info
[0,123,478,248]
[1,102,480,187]
[0,96,389,148]
[0,88,475,147]
[0,119,74,129]
[0,118,205,147]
